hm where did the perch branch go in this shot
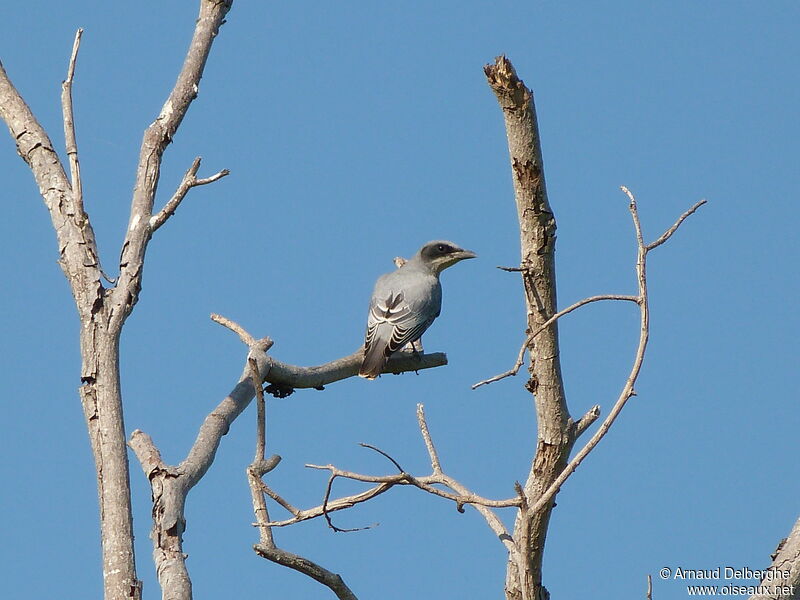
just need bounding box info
[150,157,229,232]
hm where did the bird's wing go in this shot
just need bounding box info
[365,271,440,357]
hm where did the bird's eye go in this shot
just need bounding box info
[437,244,447,252]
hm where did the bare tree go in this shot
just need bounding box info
[3,4,795,600]
[0,3,442,599]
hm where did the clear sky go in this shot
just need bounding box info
[1,2,798,599]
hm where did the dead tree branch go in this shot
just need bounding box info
[244,356,359,600]
[472,294,640,389]
[110,1,232,332]
[61,28,84,217]
[484,55,706,600]
[1,28,139,600]
[524,190,706,518]
[1,2,232,598]
[484,54,571,600]
[256,348,448,395]
[257,404,518,557]
[150,157,230,232]
[129,311,445,600]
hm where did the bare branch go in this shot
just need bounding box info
[246,357,273,546]
[472,294,639,389]
[320,472,377,533]
[0,57,102,309]
[210,311,447,392]
[359,442,405,473]
[150,157,229,232]
[525,191,706,518]
[111,0,233,331]
[416,404,442,474]
[264,347,448,391]
[244,335,360,598]
[622,185,646,248]
[2,30,139,600]
[263,405,519,551]
[483,56,707,600]
[296,464,521,514]
[61,28,85,218]
[211,312,258,346]
[258,478,300,516]
[415,405,515,550]
[253,545,359,600]
[264,479,396,528]
[497,265,527,272]
[573,405,601,440]
[646,197,708,251]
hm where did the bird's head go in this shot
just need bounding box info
[415,240,477,274]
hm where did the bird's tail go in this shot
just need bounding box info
[359,345,387,380]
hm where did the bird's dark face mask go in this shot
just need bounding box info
[421,241,477,274]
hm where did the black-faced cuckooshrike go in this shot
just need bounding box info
[359,240,476,379]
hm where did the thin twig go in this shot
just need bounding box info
[210,313,257,346]
[258,480,299,516]
[647,574,653,600]
[359,443,405,473]
[61,28,84,216]
[258,404,518,554]
[497,265,527,272]
[416,404,442,473]
[646,198,708,251]
[472,294,640,389]
[321,472,376,533]
[150,157,229,232]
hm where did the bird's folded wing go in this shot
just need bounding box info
[366,288,434,356]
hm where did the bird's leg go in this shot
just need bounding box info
[411,339,423,361]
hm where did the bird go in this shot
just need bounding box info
[359,240,476,379]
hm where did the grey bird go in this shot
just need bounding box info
[359,240,477,379]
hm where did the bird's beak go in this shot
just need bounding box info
[454,248,477,261]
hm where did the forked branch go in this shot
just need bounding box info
[129,311,449,600]
[245,356,358,600]
[150,157,229,232]
[524,190,706,516]
[256,404,518,555]
[473,293,640,389]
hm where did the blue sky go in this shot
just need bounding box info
[1,2,798,599]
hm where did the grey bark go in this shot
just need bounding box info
[485,56,572,600]
[0,2,232,599]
